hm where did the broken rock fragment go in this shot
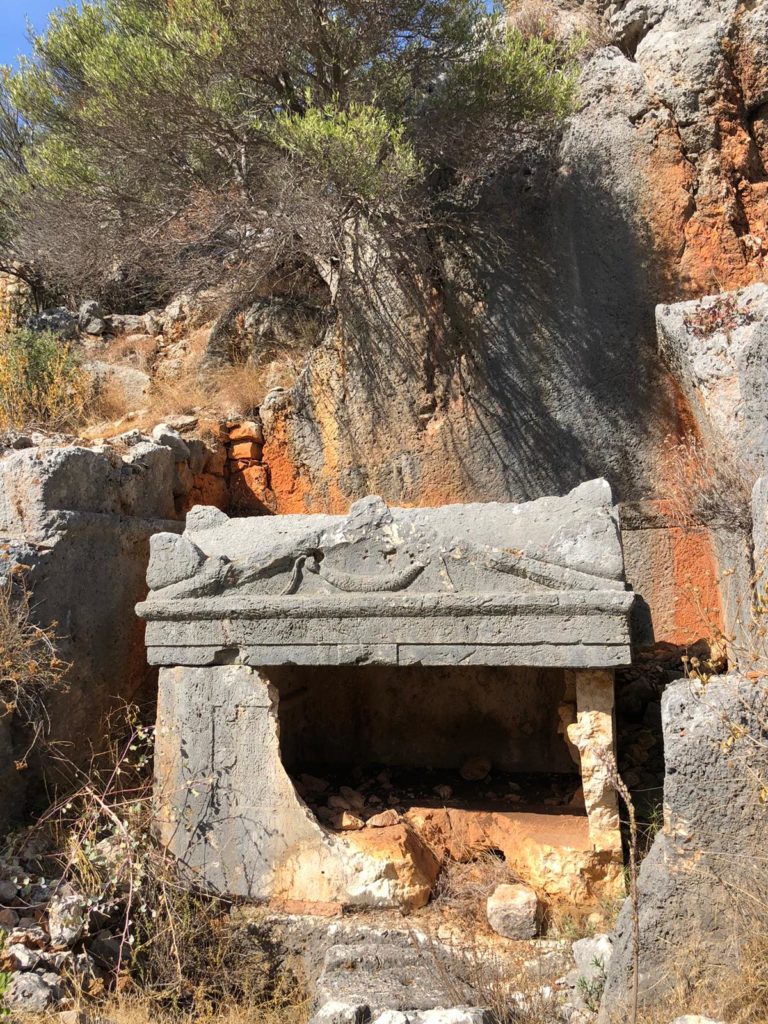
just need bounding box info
[486,883,539,939]
[459,757,492,782]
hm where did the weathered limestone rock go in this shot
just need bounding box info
[485,884,539,939]
[314,936,469,1014]
[48,894,86,949]
[154,663,438,908]
[5,970,62,1012]
[565,670,621,854]
[404,806,620,903]
[138,482,633,668]
[86,360,151,407]
[0,431,223,823]
[657,285,768,476]
[600,675,768,1018]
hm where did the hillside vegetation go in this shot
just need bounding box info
[0,0,579,313]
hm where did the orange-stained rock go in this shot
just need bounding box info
[229,440,262,461]
[229,464,277,513]
[343,824,441,911]
[404,806,623,904]
[180,473,230,514]
[229,420,264,444]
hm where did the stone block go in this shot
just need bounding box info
[229,419,265,444]
[600,675,768,1017]
[486,883,539,939]
[229,440,262,461]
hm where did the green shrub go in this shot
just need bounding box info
[0,0,583,304]
[0,327,92,430]
[269,102,421,208]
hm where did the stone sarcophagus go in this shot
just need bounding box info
[137,480,634,910]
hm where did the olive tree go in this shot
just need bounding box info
[0,0,580,308]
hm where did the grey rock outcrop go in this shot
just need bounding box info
[657,284,768,476]
[26,307,78,339]
[86,360,151,407]
[600,674,768,1018]
[0,429,223,823]
[78,300,107,336]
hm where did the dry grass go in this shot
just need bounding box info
[618,925,768,1024]
[663,432,754,531]
[81,320,279,437]
[433,850,520,932]
[17,974,310,1024]
[104,333,160,372]
[7,704,310,1024]
[507,0,611,53]
[0,569,69,760]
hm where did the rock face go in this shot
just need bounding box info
[249,0,768,516]
[657,284,768,476]
[600,674,768,1017]
[0,429,224,821]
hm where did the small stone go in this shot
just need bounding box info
[151,423,191,462]
[229,440,261,461]
[0,908,19,929]
[229,420,265,445]
[48,893,86,948]
[57,1011,118,1024]
[366,809,400,828]
[333,812,365,831]
[0,879,18,902]
[460,756,492,781]
[6,942,42,969]
[328,794,351,811]
[165,414,199,432]
[310,1003,372,1024]
[88,930,122,967]
[339,786,365,811]
[486,883,539,939]
[433,784,453,800]
[300,774,330,795]
[411,1007,489,1024]
[9,925,47,947]
[572,933,613,981]
[5,970,60,1012]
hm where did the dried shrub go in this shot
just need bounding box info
[434,850,518,931]
[27,706,309,1019]
[0,327,93,430]
[0,569,69,758]
[663,433,754,531]
[683,293,756,338]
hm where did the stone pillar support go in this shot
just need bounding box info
[153,663,438,909]
[565,668,622,855]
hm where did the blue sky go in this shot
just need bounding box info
[0,0,61,66]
